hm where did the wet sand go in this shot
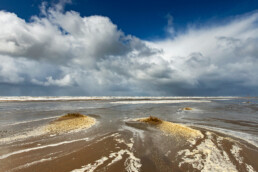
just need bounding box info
[0,97,258,172]
[1,126,257,172]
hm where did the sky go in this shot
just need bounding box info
[0,0,258,96]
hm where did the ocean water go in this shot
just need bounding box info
[0,97,257,172]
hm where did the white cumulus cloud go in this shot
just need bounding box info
[0,2,257,96]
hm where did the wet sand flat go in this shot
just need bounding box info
[0,97,258,171]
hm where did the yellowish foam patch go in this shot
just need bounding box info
[45,114,96,133]
[137,117,203,139]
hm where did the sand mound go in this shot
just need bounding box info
[183,107,193,110]
[46,113,96,133]
[137,116,203,139]
[139,116,162,124]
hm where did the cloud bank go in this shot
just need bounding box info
[0,3,258,96]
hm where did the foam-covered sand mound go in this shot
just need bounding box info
[46,113,96,133]
[182,107,193,110]
[137,116,203,140]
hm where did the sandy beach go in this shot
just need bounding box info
[0,97,257,172]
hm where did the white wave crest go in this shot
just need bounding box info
[111,100,211,104]
[0,96,237,102]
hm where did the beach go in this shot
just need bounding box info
[0,97,257,172]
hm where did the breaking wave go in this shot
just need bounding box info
[0,96,236,102]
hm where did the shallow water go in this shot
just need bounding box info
[0,97,257,172]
